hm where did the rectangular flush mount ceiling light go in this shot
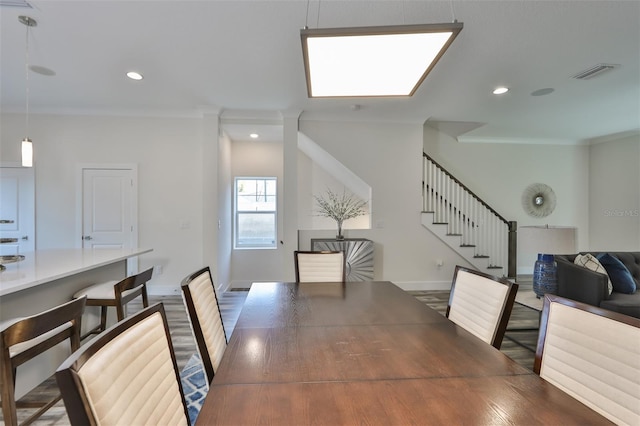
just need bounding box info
[301,22,463,98]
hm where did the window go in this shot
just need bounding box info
[234,177,277,249]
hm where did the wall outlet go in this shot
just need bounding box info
[155,265,163,275]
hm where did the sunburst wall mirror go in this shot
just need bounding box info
[522,183,556,218]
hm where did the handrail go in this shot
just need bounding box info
[423,152,509,225]
[422,152,517,277]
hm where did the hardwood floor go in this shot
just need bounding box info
[2,287,537,425]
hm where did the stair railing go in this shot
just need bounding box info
[422,153,517,277]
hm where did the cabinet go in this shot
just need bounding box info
[310,238,374,281]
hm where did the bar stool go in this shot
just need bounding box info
[0,296,86,426]
[73,267,153,339]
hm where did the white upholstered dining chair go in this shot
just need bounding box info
[294,250,346,283]
[55,303,190,426]
[534,294,640,426]
[446,265,518,349]
[181,266,227,384]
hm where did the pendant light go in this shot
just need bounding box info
[19,15,36,168]
[301,22,463,98]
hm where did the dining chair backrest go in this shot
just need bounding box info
[446,265,518,349]
[55,303,190,426]
[294,251,346,283]
[181,266,227,384]
[1,297,86,426]
[534,294,640,426]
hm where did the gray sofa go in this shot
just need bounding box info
[555,252,640,318]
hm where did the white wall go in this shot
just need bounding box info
[297,148,370,232]
[299,119,471,289]
[589,134,640,250]
[423,128,640,270]
[1,112,209,294]
[4,111,631,294]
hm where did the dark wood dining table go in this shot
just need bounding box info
[196,281,611,425]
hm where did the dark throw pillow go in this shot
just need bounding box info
[597,253,637,294]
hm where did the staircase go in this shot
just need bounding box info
[422,153,517,278]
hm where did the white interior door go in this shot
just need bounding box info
[82,167,138,271]
[0,166,35,255]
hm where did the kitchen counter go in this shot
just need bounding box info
[0,247,152,297]
[0,247,152,399]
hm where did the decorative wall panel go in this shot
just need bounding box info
[311,238,374,281]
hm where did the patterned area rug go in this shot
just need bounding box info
[180,353,208,425]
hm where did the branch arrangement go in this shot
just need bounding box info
[314,188,367,224]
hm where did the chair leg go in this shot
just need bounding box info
[17,394,62,426]
[142,288,149,308]
[81,305,109,340]
[116,303,125,321]
[99,306,108,331]
[1,362,18,426]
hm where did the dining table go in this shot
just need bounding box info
[196,281,610,425]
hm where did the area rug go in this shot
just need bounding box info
[180,353,208,425]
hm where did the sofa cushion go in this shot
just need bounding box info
[597,253,637,294]
[574,253,612,295]
[600,290,640,319]
[610,252,640,288]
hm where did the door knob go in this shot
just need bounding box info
[21,235,28,241]
[83,236,93,240]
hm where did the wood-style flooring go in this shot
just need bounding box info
[2,287,538,425]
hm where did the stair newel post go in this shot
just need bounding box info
[508,221,517,278]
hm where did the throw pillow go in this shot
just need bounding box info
[596,253,637,294]
[574,253,613,295]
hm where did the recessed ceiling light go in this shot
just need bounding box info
[493,87,509,95]
[126,71,143,81]
[250,133,259,139]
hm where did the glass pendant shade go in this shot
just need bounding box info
[22,138,33,167]
[20,16,37,168]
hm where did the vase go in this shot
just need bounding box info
[533,253,557,297]
[336,221,344,240]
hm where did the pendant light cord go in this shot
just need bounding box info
[305,0,310,28]
[304,0,321,29]
[25,21,30,138]
[450,0,457,23]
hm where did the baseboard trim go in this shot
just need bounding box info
[148,285,180,296]
[393,281,451,291]
[149,281,452,295]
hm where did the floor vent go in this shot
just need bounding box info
[571,63,618,80]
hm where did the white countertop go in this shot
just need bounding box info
[0,248,153,297]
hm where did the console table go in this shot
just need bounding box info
[311,238,374,281]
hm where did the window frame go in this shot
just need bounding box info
[233,177,278,250]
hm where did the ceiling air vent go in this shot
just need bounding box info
[571,63,618,80]
[0,0,31,6]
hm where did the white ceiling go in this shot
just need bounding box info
[1,0,639,144]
